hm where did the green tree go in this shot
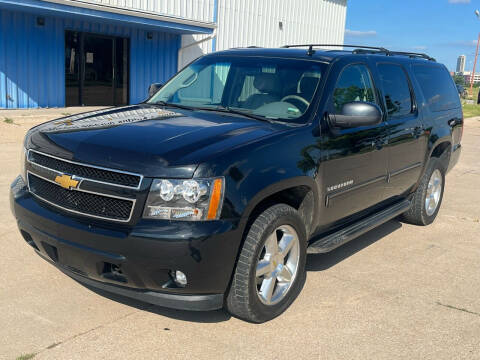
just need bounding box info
[453,74,465,86]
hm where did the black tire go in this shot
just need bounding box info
[226,204,307,323]
[401,157,445,226]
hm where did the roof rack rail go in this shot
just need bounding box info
[282,44,389,56]
[387,51,436,62]
[230,45,262,49]
[281,44,436,61]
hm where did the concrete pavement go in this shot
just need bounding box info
[1,108,479,360]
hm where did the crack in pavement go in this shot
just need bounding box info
[436,301,480,317]
[36,310,138,355]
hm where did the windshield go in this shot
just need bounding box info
[148,56,326,123]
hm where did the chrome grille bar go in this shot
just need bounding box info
[27,149,143,190]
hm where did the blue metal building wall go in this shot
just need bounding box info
[0,8,179,108]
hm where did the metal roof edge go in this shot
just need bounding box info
[0,0,215,33]
[43,0,216,29]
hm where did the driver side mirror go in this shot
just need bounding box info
[148,83,163,98]
[328,102,383,129]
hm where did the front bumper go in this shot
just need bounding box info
[10,176,243,311]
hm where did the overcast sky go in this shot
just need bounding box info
[345,0,480,71]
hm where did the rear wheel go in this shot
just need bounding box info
[226,204,307,323]
[401,158,445,226]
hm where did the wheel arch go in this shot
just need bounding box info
[238,176,319,242]
[224,177,317,310]
[428,139,452,172]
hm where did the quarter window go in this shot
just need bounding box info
[377,64,413,117]
[413,65,461,112]
[332,64,376,112]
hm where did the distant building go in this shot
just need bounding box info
[456,55,466,74]
[463,71,480,84]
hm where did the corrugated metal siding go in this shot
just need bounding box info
[216,0,346,49]
[129,28,179,103]
[0,8,179,108]
[66,0,215,23]
[0,10,64,108]
[179,0,347,67]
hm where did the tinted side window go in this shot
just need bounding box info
[413,65,461,112]
[333,64,376,112]
[377,64,413,117]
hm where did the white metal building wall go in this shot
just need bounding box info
[180,0,347,68]
[217,0,346,49]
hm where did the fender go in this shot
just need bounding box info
[193,124,323,234]
[423,127,452,168]
[241,175,319,219]
[427,128,452,156]
[413,130,452,188]
[229,175,320,249]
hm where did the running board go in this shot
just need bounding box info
[307,199,411,254]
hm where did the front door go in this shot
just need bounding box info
[375,62,426,198]
[65,31,129,106]
[82,34,114,106]
[319,62,389,225]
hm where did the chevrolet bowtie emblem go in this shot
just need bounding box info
[54,174,79,190]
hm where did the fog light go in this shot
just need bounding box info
[172,270,187,287]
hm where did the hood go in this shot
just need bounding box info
[27,104,285,178]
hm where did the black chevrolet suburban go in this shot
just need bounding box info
[10,45,463,323]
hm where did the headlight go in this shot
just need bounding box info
[20,147,27,181]
[143,178,224,221]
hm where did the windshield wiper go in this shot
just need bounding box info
[151,102,277,124]
[197,105,275,123]
[151,101,196,111]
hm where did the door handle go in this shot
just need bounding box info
[448,119,458,127]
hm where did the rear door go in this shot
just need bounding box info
[412,64,464,160]
[376,62,427,198]
[320,61,389,225]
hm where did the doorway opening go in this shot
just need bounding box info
[65,31,129,106]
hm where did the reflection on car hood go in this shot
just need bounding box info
[27,104,285,177]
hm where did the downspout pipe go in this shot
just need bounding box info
[212,0,218,51]
[177,28,217,70]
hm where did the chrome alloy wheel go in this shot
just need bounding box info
[425,169,442,216]
[255,225,300,306]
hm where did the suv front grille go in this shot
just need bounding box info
[28,173,134,222]
[28,150,141,188]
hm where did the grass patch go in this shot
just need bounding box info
[461,103,480,118]
[461,86,480,118]
[16,354,36,360]
[466,85,480,101]
[3,117,14,124]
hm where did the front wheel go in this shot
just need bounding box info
[226,204,307,323]
[401,158,445,226]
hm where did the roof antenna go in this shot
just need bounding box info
[306,45,315,56]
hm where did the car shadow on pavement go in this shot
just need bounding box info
[79,283,232,323]
[73,219,401,323]
[306,219,402,271]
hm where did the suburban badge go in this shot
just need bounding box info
[327,180,354,192]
